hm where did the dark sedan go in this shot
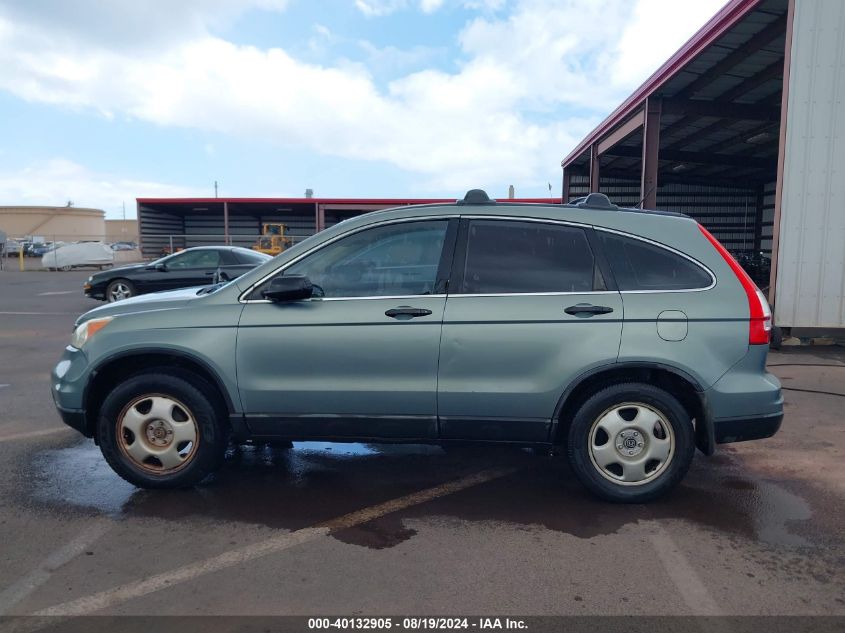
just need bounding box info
[84,246,272,302]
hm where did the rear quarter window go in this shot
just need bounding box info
[598,231,713,291]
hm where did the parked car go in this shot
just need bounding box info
[52,191,782,502]
[3,239,27,255]
[110,241,138,251]
[84,246,272,302]
[29,242,56,257]
[43,242,112,271]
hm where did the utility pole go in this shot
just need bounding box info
[122,202,126,221]
[214,181,218,198]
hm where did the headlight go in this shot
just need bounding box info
[70,317,114,349]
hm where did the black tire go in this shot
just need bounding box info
[566,382,695,503]
[97,371,229,489]
[106,278,135,302]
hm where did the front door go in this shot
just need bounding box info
[437,218,623,442]
[237,218,456,440]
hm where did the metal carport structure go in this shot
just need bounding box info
[137,195,553,258]
[561,0,845,331]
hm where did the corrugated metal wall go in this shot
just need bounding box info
[138,207,183,256]
[775,0,845,327]
[139,205,318,256]
[570,175,771,286]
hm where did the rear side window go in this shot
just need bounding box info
[460,220,604,294]
[598,232,712,291]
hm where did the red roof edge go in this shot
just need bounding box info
[560,0,761,168]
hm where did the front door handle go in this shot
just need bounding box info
[385,306,433,318]
[564,303,614,316]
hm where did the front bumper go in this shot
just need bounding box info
[56,405,91,437]
[83,282,105,300]
[52,346,93,436]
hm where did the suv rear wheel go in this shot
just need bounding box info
[97,371,229,488]
[567,383,694,503]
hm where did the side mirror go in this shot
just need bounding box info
[155,263,168,272]
[261,275,313,302]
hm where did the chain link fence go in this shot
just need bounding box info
[1,233,311,272]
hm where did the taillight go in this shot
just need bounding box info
[698,225,771,345]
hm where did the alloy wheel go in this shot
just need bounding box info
[109,282,132,302]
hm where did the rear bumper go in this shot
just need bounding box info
[713,411,783,444]
[700,344,784,450]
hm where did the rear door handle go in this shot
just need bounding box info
[385,306,433,318]
[564,303,614,316]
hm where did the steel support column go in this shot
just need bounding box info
[316,203,325,232]
[769,0,795,306]
[754,186,765,252]
[640,97,661,209]
[223,201,230,245]
[589,145,600,193]
[136,201,145,255]
[562,168,571,203]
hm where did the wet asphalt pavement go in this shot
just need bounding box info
[0,269,843,617]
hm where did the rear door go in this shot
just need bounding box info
[437,218,623,442]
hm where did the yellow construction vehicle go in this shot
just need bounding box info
[251,223,292,256]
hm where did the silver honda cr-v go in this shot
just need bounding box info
[51,190,782,502]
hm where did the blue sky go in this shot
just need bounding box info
[0,0,727,218]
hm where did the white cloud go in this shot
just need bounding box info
[420,0,446,13]
[0,159,202,219]
[0,0,728,197]
[354,0,407,17]
[611,0,729,84]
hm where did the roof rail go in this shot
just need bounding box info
[456,189,496,205]
[568,193,619,210]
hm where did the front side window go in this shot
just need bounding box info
[166,249,221,269]
[281,220,448,298]
[460,220,602,294]
[598,232,713,291]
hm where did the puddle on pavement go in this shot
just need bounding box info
[26,438,816,552]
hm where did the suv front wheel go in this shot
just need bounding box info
[567,383,695,503]
[97,371,229,489]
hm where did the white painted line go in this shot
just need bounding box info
[0,520,111,615]
[0,384,9,389]
[36,291,75,296]
[33,467,518,616]
[650,527,722,616]
[0,428,71,443]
